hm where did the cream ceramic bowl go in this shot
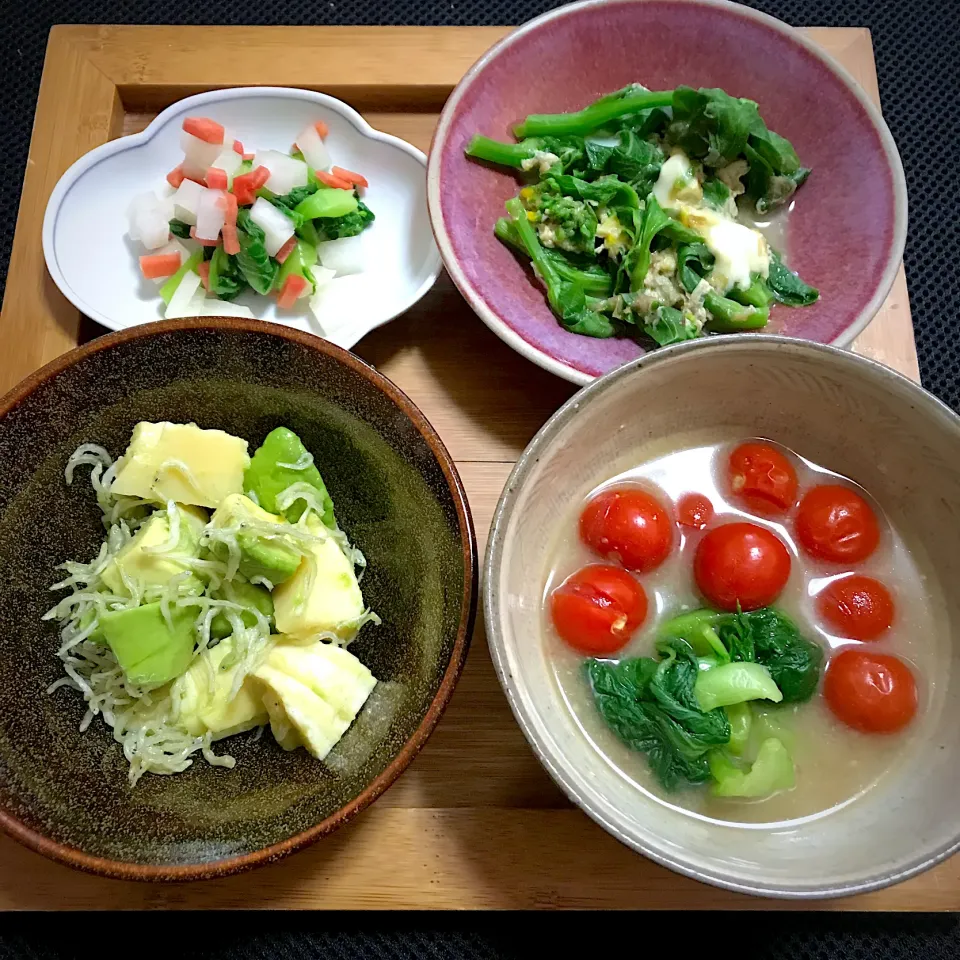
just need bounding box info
[484,336,960,898]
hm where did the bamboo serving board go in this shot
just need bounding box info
[0,25,931,910]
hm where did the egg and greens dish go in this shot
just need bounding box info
[466,85,819,346]
[46,422,380,786]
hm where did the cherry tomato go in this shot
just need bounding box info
[579,488,673,573]
[728,441,799,515]
[694,521,791,611]
[824,649,917,733]
[796,484,880,564]
[817,575,895,641]
[677,493,714,530]
[550,564,647,655]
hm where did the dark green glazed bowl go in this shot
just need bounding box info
[0,318,476,881]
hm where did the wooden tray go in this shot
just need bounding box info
[0,25,934,910]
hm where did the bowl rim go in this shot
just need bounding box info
[0,316,478,882]
[483,334,960,899]
[427,0,909,386]
[42,86,443,347]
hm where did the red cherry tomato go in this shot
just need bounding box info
[824,649,917,733]
[550,564,647,655]
[694,521,791,611]
[796,484,880,564]
[677,493,714,530]
[817,575,895,641]
[579,488,673,573]
[728,441,799,515]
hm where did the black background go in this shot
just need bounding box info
[1,0,959,955]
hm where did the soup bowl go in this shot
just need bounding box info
[0,318,476,880]
[484,336,960,898]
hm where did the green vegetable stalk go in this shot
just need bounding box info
[505,197,616,338]
[159,249,203,305]
[514,89,674,138]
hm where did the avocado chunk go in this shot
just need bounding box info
[174,635,269,739]
[100,602,196,686]
[244,427,335,526]
[209,580,275,640]
[209,493,302,584]
[272,517,365,641]
[110,421,250,508]
[100,504,207,597]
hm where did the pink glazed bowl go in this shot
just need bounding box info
[428,0,908,385]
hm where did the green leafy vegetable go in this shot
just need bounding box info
[207,245,247,301]
[586,638,731,791]
[676,242,715,294]
[703,291,769,332]
[313,199,376,241]
[495,217,613,298]
[235,208,279,296]
[719,608,823,703]
[726,703,752,756]
[668,86,761,168]
[276,240,317,296]
[604,130,664,194]
[465,134,586,173]
[506,197,616,337]
[708,738,795,798]
[293,188,358,221]
[701,178,732,211]
[514,87,674,138]
[642,306,700,347]
[694,661,783,713]
[158,249,203,305]
[729,274,774,310]
[659,606,823,703]
[168,219,192,239]
[766,251,819,306]
[659,608,730,660]
[548,173,640,210]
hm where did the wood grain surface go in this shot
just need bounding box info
[0,24,934,910]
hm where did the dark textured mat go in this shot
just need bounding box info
[0,0,958,953]
[0,913,959,958]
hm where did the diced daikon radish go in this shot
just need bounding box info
[312,266,336,289]
[201,299,256,318]
[146,238,190,284]
[316,235,366,276]
[165,269,204,319]
[172,179,205,225]
[295,124,332,172]
[181,160,208,184]
[211,146,243,184]
[137,209,170,250]
[195,188,226,241]
[249,197,295,257]
[180,130,222,169]
[253,149,308,195]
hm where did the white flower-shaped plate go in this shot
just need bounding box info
[43,87,442,347]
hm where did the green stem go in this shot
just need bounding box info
[494,217,612,297]
[729,275,774,310]
[504,198,559,286]
[514,90,674,138]
[466,135,537,169]
[704,291,770,332]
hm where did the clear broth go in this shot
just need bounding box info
[542,432,944,824]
